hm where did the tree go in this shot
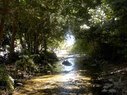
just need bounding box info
[73,0,127,62]
[0,0,10,45]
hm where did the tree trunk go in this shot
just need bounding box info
[10,18,16,54]
[10,10,18,54]
[34,33,39,54]
[19,33,26,53]
[43,32,47,54]
[0,17,4,45]
[25,33,31,53]
[0,0,9,45]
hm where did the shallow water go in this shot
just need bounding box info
[13,57,102,95]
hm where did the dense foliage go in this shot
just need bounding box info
[71,0,127,63]
[0,0,127,94]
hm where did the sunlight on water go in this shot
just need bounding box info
[62,58,75,72]
[60,58,76,82]
[60,72,76,82]
[63,66,74,71]
[13,56,92,95]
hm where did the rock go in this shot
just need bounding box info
[101,89,109,95]
[90,64,97,67]
[108,78,113,82]
[16,83,23,86]
[47,71,52,74]
[62,60,72,66]
[102,89,108,92]
[108,89,116,93]
[14,79,23,86]
[103,83,113,89]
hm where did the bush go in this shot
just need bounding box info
[0,56,5,64]
[45,51,58,60]
[5,52,21,64]
[33,52,58,65]
[15,55,38,75]
[91,43,126,63]
[0,64,14,94]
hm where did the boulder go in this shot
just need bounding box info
[62,60,72,66]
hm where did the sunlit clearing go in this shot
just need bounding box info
[55,50,68,58]
[55,29,75,57]
[65,34,75,47]
[65,28,75,49]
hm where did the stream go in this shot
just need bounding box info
[13,56,103,95]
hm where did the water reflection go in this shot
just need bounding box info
[60,71,76,82]
[62,58,75,72]
[63,66,74,72]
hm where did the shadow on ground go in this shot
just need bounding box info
[13,70,93,95]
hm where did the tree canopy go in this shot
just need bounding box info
[1,0,127,94]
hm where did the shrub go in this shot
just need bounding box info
[0,64,14,94]
[15,55,38,75]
